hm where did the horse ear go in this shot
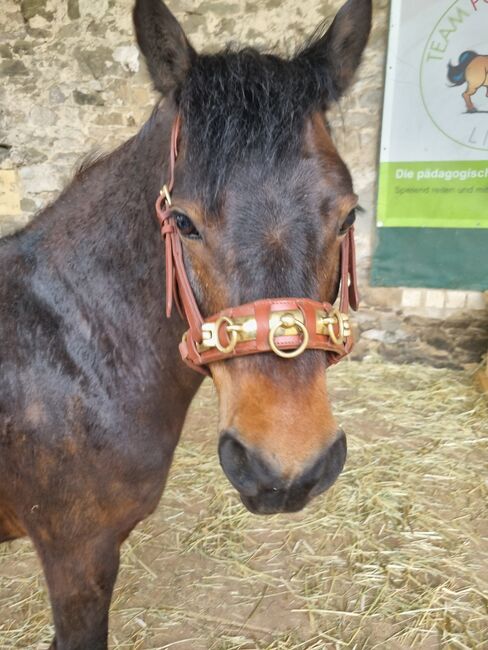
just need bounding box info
[133,0,196,97]
[296,0,372,103]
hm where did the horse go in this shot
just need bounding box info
[0,0,371,647]
[447,51,488,112]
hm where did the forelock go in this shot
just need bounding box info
[179,47,326,212]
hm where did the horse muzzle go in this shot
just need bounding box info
[218,429,347,515]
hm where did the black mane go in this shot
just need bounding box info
[179,42,334,211]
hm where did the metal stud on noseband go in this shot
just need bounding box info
[155,116,359,375]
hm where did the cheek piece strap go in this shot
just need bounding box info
[155,116,359,376]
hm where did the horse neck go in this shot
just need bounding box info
[20,104,201,398]
[38,106,170,291]
[27,106,168,307]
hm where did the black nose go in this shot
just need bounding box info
[218,430,347,514]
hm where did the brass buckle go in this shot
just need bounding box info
[319,309,350,346]
[269,313,309,359]
[201,316,239,354]
[160,184,172,206]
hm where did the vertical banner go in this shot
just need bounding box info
[372,0,488,291]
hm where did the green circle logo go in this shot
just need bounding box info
[420,0,488,152]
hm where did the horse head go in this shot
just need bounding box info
[134,0,372,514]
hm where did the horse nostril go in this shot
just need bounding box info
[218,431,257,496]
[303,430,347,498]
[218,431,279,497]
[218,429,347,512]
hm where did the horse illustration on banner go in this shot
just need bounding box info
[447,51,488,112]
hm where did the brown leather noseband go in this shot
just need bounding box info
[155,116,359,376]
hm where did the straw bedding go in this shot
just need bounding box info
[0,357,486,649]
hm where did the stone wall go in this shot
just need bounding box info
[1,0,486,366]
[0,0,387,227]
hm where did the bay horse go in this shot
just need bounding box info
[447,50,488,112]
[0,0,371,647]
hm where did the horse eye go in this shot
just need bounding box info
[339,210,356,235]
[173,211,201,240]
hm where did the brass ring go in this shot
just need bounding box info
[269,314,309,359]
[214,316,238,354]
[326,309,345,346]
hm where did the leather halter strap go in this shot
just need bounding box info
[155,116,359,375]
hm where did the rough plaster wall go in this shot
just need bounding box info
[0,0,387,258]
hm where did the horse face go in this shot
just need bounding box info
[134,0,372,513]
[173,114,357,514]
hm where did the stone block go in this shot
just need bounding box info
[49,85,66,104]
[382,316,403,332]
[362,286,403,308]
[425,290,446,310]
[67,0,80,21]
[29,106,56,126]
[445,291,467,311]
[129,85,154,107]
[20,0,48,22]
[0,44,11,59]
[73,89,104,106]
[0,218,26,237]
[361,329,387,342]
[20,164,62,194]
[113,45,139,73]
[401,288,424,309]
[75,46,114,80]
[0,144,12,165]
[0,59,29,76]
[94,112,124,126]
[29,14,51,29]
[0,169,21,216]
[12,40,35,56]
[20,197,36,212]
[354,309,381,332]
[465,292,486,311]
[78,0,109,20]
